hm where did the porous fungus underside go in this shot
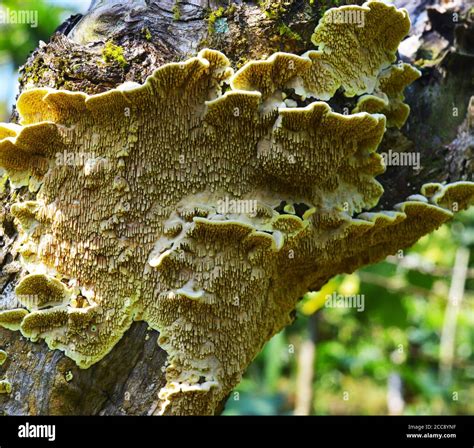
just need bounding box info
[0,1,473,415]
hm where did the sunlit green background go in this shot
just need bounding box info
[1,0,473,416]
[224,210,474,415]
[0,0,86,121]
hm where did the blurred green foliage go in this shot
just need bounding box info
[0,0,79,120]
[0,0,74,66]
[225,209,474,415]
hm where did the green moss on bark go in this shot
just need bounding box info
[102,42,128,68]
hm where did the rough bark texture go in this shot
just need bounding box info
[375,0,474,209]
[0,0,472,415]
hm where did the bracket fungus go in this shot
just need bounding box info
[0,380,12,395]
[1,1,474,415]
[352,63,422,129]
[0,350,6,366]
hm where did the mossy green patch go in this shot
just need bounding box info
[278,23,302,41]
[207,5,236,34]
[208,7,225,33]
[173,1,181,21]
[21,58,49,86]
[142,27,152,41]
[103,41,128,68]
[259,0,288,20]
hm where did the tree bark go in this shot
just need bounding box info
[0,0,472,416]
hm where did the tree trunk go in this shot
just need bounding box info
[0,0,472,416]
